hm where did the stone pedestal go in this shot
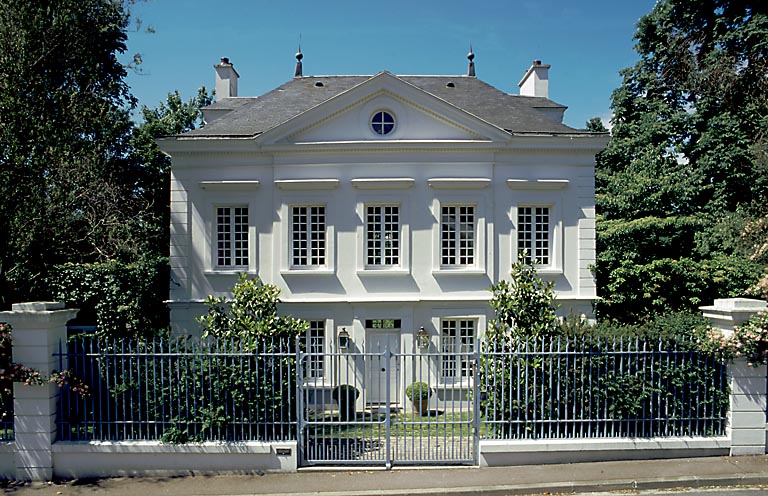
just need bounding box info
[701,297,767,455]
[0,302,78,481]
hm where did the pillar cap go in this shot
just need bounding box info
[11,302,65,312]
[701,298,767,312]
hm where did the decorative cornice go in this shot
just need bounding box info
[199,180,261,191]
[274,179,340,190]
[351,178,415,190]
[506,179,569,190]
[428,178,491,189]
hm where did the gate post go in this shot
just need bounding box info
[701,298,767,456]
[295,337,304,468]
[0,302,78,481]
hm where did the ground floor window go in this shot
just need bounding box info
[304,320,325,379]
[441,319,475,380]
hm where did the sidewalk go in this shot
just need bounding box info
[3,455,768,496]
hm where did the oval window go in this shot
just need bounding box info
[371,111,395,135]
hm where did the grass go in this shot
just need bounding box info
[303,410,488,439]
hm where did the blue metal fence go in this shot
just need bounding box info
[57,335,298,442]
[479,336,729,439]
[55,335,729,449]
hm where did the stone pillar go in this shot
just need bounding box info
[728,359,767,455]
[701,297,767,456]
[0,302,78,481]
[700,297,767,336]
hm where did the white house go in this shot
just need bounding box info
[159,52,607,401]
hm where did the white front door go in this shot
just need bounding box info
[365,330,400,405]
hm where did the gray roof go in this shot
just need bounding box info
[186,74,582,138]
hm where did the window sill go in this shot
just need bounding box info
[281,269,335,276]
[204,269,256,276]
[432,268,487,276]
[438,381,472,389]
[301,378,328,388]
[535,267,564,276]
[357,268,411,277]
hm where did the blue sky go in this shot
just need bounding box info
[124,0,658,129]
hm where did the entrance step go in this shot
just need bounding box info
[365,403,401,414]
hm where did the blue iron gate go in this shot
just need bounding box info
[297,337,479,467]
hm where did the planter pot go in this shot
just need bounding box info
[414,399,430,416]
[338,399,356,421]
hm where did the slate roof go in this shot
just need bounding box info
[185,73,584,138]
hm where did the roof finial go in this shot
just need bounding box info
[294,36,303,78]
[467,45,476,77]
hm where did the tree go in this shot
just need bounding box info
[130,88,213,256]
[585,117,608,133]
[595,0,768,321]
[0,0,143,306]
[486,255,559,342]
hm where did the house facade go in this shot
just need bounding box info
[159,54,607,403]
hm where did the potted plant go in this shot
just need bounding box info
[406,381,432,416]
[332,384,360,421]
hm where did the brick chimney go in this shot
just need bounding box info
[214,57,239,99]
[518,59,550,98]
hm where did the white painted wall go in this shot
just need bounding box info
[167,137,599,340]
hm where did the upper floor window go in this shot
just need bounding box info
[216,206,248,267]
[441,205,475,266]
[366,205,400,266]
[291,205,326,267]
[441,319,475,380]
[518,206,550,265]
[371,111,395,135]
[304,320,325,379]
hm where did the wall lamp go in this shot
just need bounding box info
[337,327,350,352]
[416,326,430,351]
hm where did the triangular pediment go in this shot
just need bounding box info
[255,72,512,145]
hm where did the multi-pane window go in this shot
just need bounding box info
[291,205,326,267]
[366,205,400,266]
[441,205,475,266]
[441,319,475,380]
[216,206,248,267]
[518,206,550,265]
[304,320,325,379]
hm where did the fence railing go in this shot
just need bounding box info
[57,336,298,442]
[1,321,13,441]
[479,337,729,440]
[0,390,12,441]
[55,335,730,444]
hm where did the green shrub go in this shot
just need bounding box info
[49,256,169,339]
[405,382,431,401]
[332,384,360,401]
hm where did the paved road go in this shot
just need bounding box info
[2,455,768,496]
[575,488,768,496]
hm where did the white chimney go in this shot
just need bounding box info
[518,59,550,98]
[214,57,239,99]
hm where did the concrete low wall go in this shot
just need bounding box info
[0,442,14,479]
[52,441,298,478]
[479,437,731,466]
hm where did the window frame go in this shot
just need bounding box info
[513,202,561,272]
[356,194,410,275]
[439,203,476,267]
[517,205,551,266]
[365,203,401,268]
[432,196,485,273]
[214,206,249,269]
[303,319,327,380]
[289,203,328,270]
[440,318,476,383]
[370,110,396,136]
